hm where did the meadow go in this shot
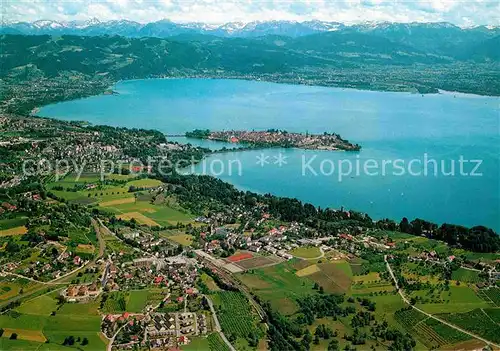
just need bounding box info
[414,286,490,314]
[101,199,192,227]
[0,217,28,230]
[0,277,43,302]
[236,260,316,315]
[451,268,484,284]
[0,309,105,350]
[126,290,150,312]
[201,273,220,292]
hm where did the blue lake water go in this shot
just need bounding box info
[39,79,500,230]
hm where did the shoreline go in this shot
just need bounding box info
[34,77,500,115]
[30,78,499,231]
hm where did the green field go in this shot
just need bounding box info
[126,290,150,312]
[0,278,42,301]
[181,336,210,351]
[167,234,194,246]
[101,199,192,227]
[0,310,105,350]
[127,178,163,188]
[201,273,220,292]
[15,295,58,316]
[57,300,100,316]
[102,291,127,313]
[440,308,500,344]
[414,286,489,314]
[0,338,70,351]
[237,260,315,314]
[451,268,484,284]
[0,217,28,230]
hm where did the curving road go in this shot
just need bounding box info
[384,255,500,349]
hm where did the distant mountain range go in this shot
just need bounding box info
[2,19,499,62]
[1,18,497,38]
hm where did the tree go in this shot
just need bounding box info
[63,336,75,346]
[0,328,4,337]
[81,337,88,346]
[399,218,411,233]
[328,339,339,351]
[10,333,18,340]
[314,335,320,345]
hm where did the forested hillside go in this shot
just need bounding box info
[1,33,499,115]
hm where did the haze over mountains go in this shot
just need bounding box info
[1,18,499,115]
[2,18,499,62]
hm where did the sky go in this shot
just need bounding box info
[2,0,499,27]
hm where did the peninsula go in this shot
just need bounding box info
[185,129,361,151]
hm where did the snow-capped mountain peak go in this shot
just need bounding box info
[32,20,64,29]
[85,17,101,27]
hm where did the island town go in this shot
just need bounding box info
[185,129,362,151]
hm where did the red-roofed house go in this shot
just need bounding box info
[154,276,163,285]
[106,314,114,322]
[178,336,189,345]
[73,256,82,266]
[177,296,184,303]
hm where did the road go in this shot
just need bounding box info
[106,319,129,351]
[384,255,500,349]
[0,218,107,311]
[203,294,236,351]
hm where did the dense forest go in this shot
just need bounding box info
[160,173,500,253]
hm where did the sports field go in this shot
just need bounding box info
[289,246,322,259]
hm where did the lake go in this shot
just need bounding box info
[39,78,500,230]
